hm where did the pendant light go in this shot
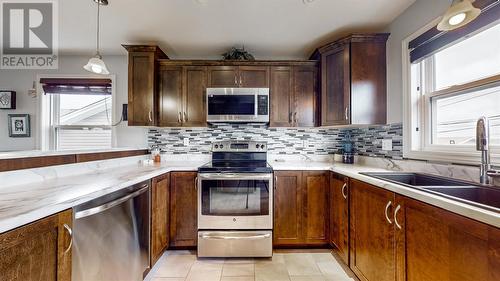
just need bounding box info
[84,0,110,74]
[437,0,481,31]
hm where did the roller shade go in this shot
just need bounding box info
[41,78,112,95]
[409,0,500,63]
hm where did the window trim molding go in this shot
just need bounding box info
[36,74,117,151]
[402,17,500,166]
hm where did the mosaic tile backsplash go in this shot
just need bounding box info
[148,123,404,158]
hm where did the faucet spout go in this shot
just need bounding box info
[476,117,490,184]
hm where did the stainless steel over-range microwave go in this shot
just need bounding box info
[206,88,270,123]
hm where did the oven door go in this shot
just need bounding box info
[198,173,273,230]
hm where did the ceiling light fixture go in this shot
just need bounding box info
[303,0,315,4]
[84,0,110,75]
[437,0,481,31]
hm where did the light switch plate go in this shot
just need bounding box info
[382,139,393,151]
[183,138,190,146]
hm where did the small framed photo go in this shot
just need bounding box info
[0,91,16,109]
[8,114,30,138]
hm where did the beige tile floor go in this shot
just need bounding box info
[147,250,357,281]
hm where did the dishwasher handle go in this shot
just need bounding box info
[75,185,149,219]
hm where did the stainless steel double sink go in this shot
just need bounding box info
[360,172,500,213]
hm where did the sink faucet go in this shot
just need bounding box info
[476,117,500,185]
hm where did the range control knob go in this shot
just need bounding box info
[256,144,260,149]
[214,144,219,149]
[261,144,265,149]
[220,144,224,149]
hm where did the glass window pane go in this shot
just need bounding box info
[59,94,112,126]
[432,83,500,146]
[434,23,500,90]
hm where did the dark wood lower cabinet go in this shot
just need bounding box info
[330,172,349,264]
[0,209,73,281]
[151,173,170,266]
[274,171,329,247]
[350,179,396,281]
[396,195,500,281]
[169,171,198,248]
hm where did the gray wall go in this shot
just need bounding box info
[384,0,450,123]
[0,55,147,151]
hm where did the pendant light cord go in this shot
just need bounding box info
[96,2,100,56]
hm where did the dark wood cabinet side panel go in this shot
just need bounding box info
[294,66,318,127]
[273,171,303,246]
[184,66,207,127]
[270,66,294,127]
[151,173,170,266]
[303,171,329,244]
[169,172,198,248]
[350,41,387,125]
[158,67,183,127]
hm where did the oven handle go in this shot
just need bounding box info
[198,173,273,180]
[200,233,271,240]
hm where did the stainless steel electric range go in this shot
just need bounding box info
[197,140,273,258]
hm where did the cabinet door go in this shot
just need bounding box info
[239,66,269,88]
[274,171,303,246]
[350,180,396,281]
[321,44,351,126]
[208,66,238,88]
[0,209,72,281]
[184,66,207,127]
[330,173,349,264]
[158,66,183,127]
[170,172,198,247]
[151,173,170,266]
[128,52,156,126]
[395,195,500,281]
[270,66,294,127]
[302,171,329,245]
[294,66,318,127]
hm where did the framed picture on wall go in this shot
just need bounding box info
[0,91,16,109]
[8,114,31,138]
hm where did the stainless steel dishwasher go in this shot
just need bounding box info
[72,180,151,281]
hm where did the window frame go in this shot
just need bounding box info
[402,18,500,165]
[36,74,117,151]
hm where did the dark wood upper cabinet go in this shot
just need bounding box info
[123,45,168,126]
[330,172,349,265]
[158,66,183,127]
[0,209,73,281]
[350,179,396,281]
[158,65,207,127]
[274,171,329,247]
[395,195,500,281]
[208,65,269,88]
[294,66,318,127]
[239,66,269,87]
[269,64,319,127]
[151,173,170,266]
[184,66,207,127]
[313,34,389,126]
[208,66,239,87]
[169,171,198,248]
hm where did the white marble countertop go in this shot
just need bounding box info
[0,156,498,234]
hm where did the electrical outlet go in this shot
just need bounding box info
[183,138,190,146]
[382,139,393,151]
[302,140,310,147]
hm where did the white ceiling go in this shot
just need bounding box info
[59,0,415,59]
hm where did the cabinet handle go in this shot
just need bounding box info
[274,176,277,190]
[385,201,393,224]
[63,224,73,254]
[239,74,242,86]
[394,205,402,229]
[195,177,198,190]
[178,112,182,123]
[184,111,187,123]
[293,112,298,125]
[289,112,293,123]
[235,75,238,86]
[345,107,349,121]
[148,111,153,122]
[341,183,347,199]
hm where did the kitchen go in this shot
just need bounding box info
[0,0,499,281]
